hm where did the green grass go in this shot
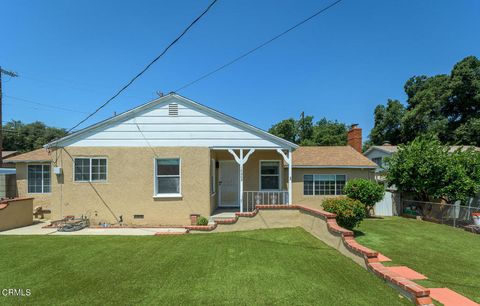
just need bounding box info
[356,217,480,303]
[0,228,409,306]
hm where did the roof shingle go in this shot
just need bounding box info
[292,146,377,168]
[4,149,52,163]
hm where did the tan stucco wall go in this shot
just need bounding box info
[50,147,211,226]
[15,163,52,212]
[292,168,375,210]
[0,198,33,231]
[213,150,287,192]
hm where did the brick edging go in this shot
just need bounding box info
[185,204,433,305]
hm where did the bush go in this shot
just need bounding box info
[322,197,366,229]
[344,178,384,211]
[196,216,209,226]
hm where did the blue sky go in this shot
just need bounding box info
[2,0,479,140]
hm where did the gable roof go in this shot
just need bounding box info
[292,146,377,168]
[4,149,52,163]
[363,145,399,156]
[45,93,298,150]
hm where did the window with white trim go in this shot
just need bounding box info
[155,158,180,195]
[303,174,346,195]
[28,164,51,193]
[74,158,107,182]
[210,159,216,195]
[260,161,280,190]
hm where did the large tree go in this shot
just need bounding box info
[369,56,480,146]
[385,137,480,203]
[369,99,405,145]
[269,114,348,146]
[3,120,67,152]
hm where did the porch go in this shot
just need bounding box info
[210,148,293,213]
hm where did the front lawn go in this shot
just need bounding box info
[356,217,480,303]
[0,228,409,305]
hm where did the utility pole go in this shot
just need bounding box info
[0,67,18,165]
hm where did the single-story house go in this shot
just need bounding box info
[6,94,376,225]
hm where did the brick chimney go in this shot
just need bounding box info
[347,124,362,153]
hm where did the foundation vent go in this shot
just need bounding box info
[133,214,144,219]
[168,103,178,116]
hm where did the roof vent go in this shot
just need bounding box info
[168,103,178,116]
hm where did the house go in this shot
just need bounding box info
[5,94,376,225]
[0,151,19,198]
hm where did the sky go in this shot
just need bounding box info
[1,0,480,141]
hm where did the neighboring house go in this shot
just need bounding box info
[363,144,398,172]
[0,151,19,198]
[5,93,376,225]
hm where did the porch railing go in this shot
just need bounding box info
[243,190,289,212]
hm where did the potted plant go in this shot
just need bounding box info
[472,212,480,226]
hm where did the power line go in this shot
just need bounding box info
[67,0,218,133]
[174,0,343,92]
[4,95,89,114]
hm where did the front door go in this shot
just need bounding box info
[218,160,239,207]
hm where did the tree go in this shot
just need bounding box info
[297,113,314,145]
[312,118,348,146]
[344,178,385,215]
[369,99,405,145]
[268,118,297,143]
[385,137,480,204]
[3,120,66,152]
[369,56,480,146]
[269,114,348,146]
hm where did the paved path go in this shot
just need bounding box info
[0,221,187,236]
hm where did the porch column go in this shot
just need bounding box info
[276,148,293,205]
[228,149,255,212]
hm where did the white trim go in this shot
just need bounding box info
[364,146,397,156]
[259,160,282,191]
[27,163,51,194]
[153,193,182,199]
[154,157,181,197]
[210,158,216,196]
[291,165,377,169]
[73,157,108,183]
[303,174,348,196]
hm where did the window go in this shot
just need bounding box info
[210,159,216,195]
[28,165,51,193]
[303,174,346,196]
[372,157,382,167]
[156,158,180,195]
[260,161,280,190]
[74,158,107,182]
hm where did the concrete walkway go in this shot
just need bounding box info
[0,221,187,236]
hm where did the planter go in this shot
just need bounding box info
[472,213,480,226]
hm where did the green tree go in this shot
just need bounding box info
[3,120,66,152]
[268,118,297,143]
[369,99,405,145]
[385,138,480,203]
[269,114,348,146]
[369,56,480,146]
[297,113,314,145]
[312,118,348,145]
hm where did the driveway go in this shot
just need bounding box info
[0,221,187,236]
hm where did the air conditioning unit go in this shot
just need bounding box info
[53,167,62,175]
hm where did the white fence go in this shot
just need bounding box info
[243,191,289,212]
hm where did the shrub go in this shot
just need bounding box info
[344,178,384,212]
[322,197,366,229]
[196,216,209,226]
